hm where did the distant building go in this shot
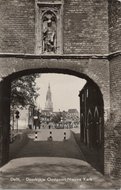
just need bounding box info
[45,84,53,112]
[79,82,104,149]
[40,110,53,126]
[38,84,54,128]
[10,106,30,130]
[51,109,80,129]
[68,109,79,116]
[68,109,78,113]
[32,84,80,129]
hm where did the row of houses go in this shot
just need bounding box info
[10,106,80,130]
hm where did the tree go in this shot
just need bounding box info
[11,74,40,110]
[51,112,62,124]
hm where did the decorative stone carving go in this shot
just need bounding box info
[35,0,63,54]
[42,11,57,53]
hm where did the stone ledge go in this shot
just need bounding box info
[0,51,120,60]
[0,53,108,59]
[108,51,121,60]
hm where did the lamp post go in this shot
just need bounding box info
[15,110,20,133]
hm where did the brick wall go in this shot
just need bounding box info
[0,0,109,54]
[63,0,109,54]
[109,54,121,177]
[109,0,121,53]
[108,0,121,177]
[0,0,35,54]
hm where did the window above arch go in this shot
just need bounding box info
[35,0,63,55]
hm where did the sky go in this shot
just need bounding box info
[35,74,86,112]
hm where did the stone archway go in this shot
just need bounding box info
[0,67,105,173]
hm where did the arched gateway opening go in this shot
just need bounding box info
[0,68,104,173]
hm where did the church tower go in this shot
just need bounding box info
[45,83,53,112]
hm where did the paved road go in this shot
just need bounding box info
[12,129,85,160]
[0,129,119,189]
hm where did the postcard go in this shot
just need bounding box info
[0,0,121,189]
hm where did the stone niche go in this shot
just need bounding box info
[35,0,63,54]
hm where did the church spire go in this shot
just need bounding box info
[45,83,53,112]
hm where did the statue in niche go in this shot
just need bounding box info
[42,11,57,53]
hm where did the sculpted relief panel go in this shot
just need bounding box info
[36,1,63,54]
[42,11,57,53]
